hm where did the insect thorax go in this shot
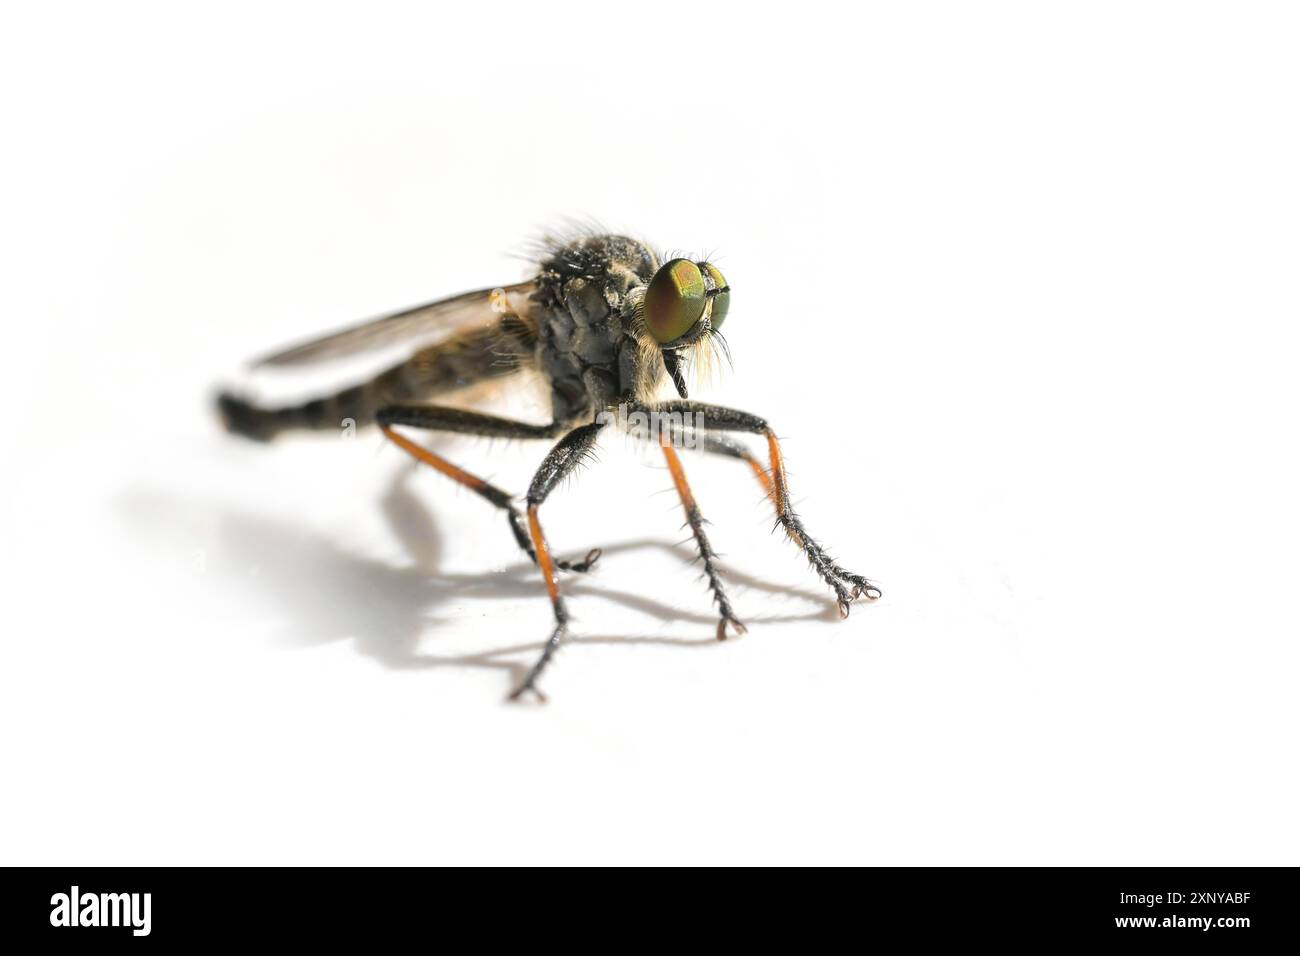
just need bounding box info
[530,234,661,424]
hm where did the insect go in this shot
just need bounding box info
[217,230,881,701]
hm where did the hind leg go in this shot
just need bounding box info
[378,405,601,573]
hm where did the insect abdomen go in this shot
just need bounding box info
[217,317,536,441]
[216,383,377,441]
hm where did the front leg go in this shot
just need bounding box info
[658,430,747,641]
[643,401,882,616]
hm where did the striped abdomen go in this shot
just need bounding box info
[217,316,535,441]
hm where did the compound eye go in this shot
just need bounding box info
[702,263,730,330]
[644,258,707,343]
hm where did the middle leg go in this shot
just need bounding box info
[510,420,608,702]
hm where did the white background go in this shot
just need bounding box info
[2,2,1297,865]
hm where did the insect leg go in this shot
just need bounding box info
[639,401,882,615]
[510,421,607,702]
[377,405,600,573]
[658,431,748,641]
[662,429,775,500]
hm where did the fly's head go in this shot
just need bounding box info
[638,258,731,399]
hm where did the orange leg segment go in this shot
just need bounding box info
[659,431,746,640]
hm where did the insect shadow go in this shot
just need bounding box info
[128,465,840,695]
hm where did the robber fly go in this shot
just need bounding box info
[218,230,880,701]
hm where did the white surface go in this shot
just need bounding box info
[2,2,1297,866]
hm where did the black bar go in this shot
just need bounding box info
[2,867,1295,945]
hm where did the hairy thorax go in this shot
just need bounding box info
[530,234,662,425]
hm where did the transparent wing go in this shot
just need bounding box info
[251,281,537,369]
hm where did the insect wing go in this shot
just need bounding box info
[251,281,536,369]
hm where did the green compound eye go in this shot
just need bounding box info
[703,263,730,330]
[644,258,707,343]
